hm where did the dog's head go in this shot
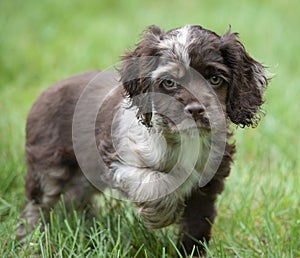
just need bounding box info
[120,25,268,132]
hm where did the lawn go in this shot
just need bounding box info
[0,0,299,257]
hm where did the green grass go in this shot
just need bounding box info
[1,0,300,257]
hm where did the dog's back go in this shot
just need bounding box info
[19,71,107,238]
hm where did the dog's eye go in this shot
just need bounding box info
[209,75,223,87]
[161,79,177,89]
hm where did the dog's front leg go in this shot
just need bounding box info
[178,186,218,256]
[136,193,186,230]
[113,166,189,229]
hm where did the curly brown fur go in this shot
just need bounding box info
[17,25,268,256]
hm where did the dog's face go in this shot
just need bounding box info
[120,25,268,132]
[146,63,226,134]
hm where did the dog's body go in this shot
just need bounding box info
[18,25,268,254]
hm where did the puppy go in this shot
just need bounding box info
[18,25,268,255]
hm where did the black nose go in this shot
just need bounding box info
[184,103,206,119]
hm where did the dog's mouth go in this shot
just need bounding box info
[176,122,211,135]
[159,114,211,135]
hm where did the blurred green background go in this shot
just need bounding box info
[0,0,299,257]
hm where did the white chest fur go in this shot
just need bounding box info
[109,102,211,228]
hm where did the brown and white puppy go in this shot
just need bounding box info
[18,25,268,255]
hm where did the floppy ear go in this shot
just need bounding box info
[119,25,164,127]
[220,30,268,127]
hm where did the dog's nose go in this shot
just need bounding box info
[184,103,206,119]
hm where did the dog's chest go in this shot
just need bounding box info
[112,105,209,176]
